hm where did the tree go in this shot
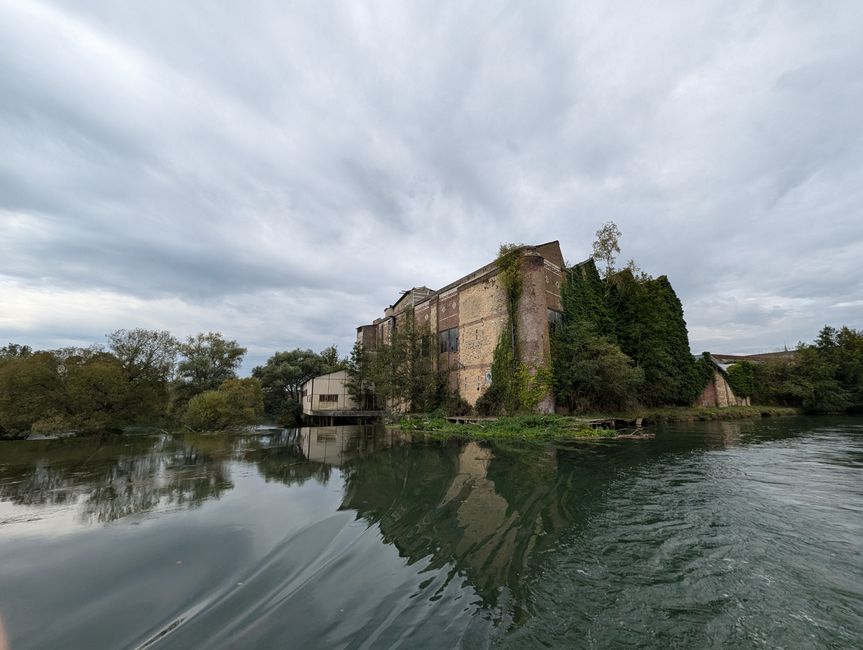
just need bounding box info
[552,323,642,413]
[609,271,703,406]
[0,343,32,363]
[252,347,344,425]
[182,378,264,431]
[107,329,178,383]
[107,329,178,423]
[0,352,63,438]
[592,221,622,278]
[346,341,376,410]
[177,332,246,393]
[319,345,345,372]
[60,352,131,434]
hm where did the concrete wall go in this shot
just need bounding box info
[696,370,751,408]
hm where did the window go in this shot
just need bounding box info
[439,327,458,353]
[319,394,339,403]
[547,309,564,335]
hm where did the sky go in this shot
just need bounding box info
[1,0,862,373]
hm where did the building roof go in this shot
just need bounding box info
[356,241,566,328]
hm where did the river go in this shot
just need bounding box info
[0,417,861,648]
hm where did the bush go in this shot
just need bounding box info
[183,378,264,431]
[444,392,473,416]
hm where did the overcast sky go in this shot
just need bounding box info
[1,0,862,372]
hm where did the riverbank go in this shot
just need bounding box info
[395,405,800,442]
[397,414,618,441]
[604,404,800,423]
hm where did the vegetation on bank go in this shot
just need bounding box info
[0,332,347,439]
[750,326,863,414]
[396,405,799,442]
[600,405,800,422]
[398,414,617,441]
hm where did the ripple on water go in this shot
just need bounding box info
[495,426,863,648]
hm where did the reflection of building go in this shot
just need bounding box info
[300,370,381,423]
[355,242,566,412]
[339,437,568,609]
[297,425,407,467]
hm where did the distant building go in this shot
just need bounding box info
[695,350,797,408]
[355,241,566,412]
[695,356,749,408]
[300,370,380,423]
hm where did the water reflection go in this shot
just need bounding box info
[2,419,861,650]
[335,436,576,620]
[0,435,233,524]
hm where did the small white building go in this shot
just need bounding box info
[301,369,367,419]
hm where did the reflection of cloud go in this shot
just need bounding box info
[0,436,233,526]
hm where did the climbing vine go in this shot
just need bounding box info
[726,361,755,398]
[477,244,551,415]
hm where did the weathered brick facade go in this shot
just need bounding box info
[356,241,565,412]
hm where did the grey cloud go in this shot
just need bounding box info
[2,0,862,362]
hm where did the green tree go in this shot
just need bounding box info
[609,271,703,406]
[347,312,444,414]
[0,343,32,363]
[252,348,333,424]
[592,221,622,278]
[59,351,131,434]
[319,345,345,372]
[346,341,376,410]
[552,326,643,413]
[182,377,264,431]
[177,332,246,393]
[107,328,178,424]
[0,352,63,438]
[107,329,178,383]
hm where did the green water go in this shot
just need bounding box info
[0,417,861,648]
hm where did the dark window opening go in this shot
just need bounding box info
[547,309,564,335]
[319,394,339,403]
[439,327,458,353]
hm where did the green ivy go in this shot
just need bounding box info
[481,244,551,415]
[726,361,755,398]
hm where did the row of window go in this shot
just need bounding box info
[319,394,339,403]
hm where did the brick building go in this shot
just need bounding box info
[356,241,565,413]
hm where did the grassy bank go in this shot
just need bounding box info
[397,414,617,442]
[396,405,800,442]
[615,405,800,423]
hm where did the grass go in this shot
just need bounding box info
[599,405,801,423]
[397,414,617,442]
[394,405,800,442]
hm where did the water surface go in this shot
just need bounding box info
[0,417,861,648]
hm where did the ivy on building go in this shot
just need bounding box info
[477,245,551,415]
[725,361,755,398]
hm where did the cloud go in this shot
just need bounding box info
[1,0,862,369]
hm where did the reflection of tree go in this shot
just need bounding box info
[0,435,233,523]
